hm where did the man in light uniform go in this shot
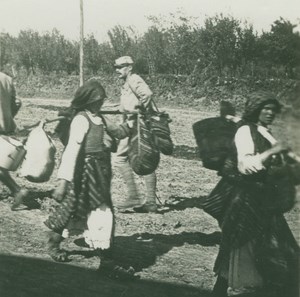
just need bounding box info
[114,56,157,213]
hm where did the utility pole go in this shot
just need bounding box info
[79,0,84,86]
[0,33,2,71]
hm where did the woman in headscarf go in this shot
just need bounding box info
[202,91,299,296]
[44,80,134,277]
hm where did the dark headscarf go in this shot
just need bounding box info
[242,91,282,123]
[71,80,107,110]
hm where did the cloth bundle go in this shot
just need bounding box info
[128,115,160,175]
[148,111,173,155]
[20,122,56,182]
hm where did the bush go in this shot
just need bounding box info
[14,72,300,117]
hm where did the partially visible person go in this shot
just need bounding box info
[201,91,299,297]
[44,80,135,277]
[114,56,158,213]
[0,71,28,210]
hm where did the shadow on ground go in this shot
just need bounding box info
[70,231,221,273]
[0,254,211,297]
[160,195,207,213]
[0,189,53,210]
[113,231,220,272]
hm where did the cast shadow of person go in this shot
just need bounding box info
[6,189,54,210]
[158,195,207,213]
[0,187,53,210]
[71,230,221,273]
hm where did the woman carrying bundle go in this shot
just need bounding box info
[44,80,134,277]
[202,91,299,296]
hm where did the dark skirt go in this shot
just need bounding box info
[44,151,112,234]
[202,177,299,290]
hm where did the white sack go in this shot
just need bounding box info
[20,122,56,182]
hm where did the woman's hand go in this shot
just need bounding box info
[260,142,290,164]
[52,179,69,202]
[134,103,146,112]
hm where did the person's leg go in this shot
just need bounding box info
[133,172,157,213]
[114,138,140,209]
[46,230,67,262]
[0,168,20,193]
[44,193,77,262]
[0,168,29,210]
[94,210,135,278]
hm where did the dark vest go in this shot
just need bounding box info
[78,111,105,154]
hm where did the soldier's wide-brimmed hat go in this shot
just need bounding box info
[114,56,134,68]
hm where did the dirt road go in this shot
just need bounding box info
[0,99,299,296]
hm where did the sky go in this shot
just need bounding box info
[0,0,299,42]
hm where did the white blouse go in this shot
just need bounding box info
[235,125,277,175]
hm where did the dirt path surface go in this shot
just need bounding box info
[1,99,299,297]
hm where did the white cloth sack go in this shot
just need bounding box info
[61,205,113,250]
[83,206,114,250]
[20,122,56,182]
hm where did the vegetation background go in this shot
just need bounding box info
[0,13,299,115]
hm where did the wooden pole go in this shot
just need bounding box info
[0,33,2,71]
[79,0,84,86]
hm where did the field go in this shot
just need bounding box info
[0,98,299,297]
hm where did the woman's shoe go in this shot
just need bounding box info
[47,231,68,262]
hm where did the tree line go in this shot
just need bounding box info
[0,14,299,81]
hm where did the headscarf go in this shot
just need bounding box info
[71,80,107,110]
[242,91,282,123]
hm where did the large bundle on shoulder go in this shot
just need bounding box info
[192,101,241,171]
[128,113,160,175]
[127,99,174,175]
[20,121,56,182]
[127,82,174,156]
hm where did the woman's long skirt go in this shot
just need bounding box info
[44,151,114,249]
[201,177,299,295]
